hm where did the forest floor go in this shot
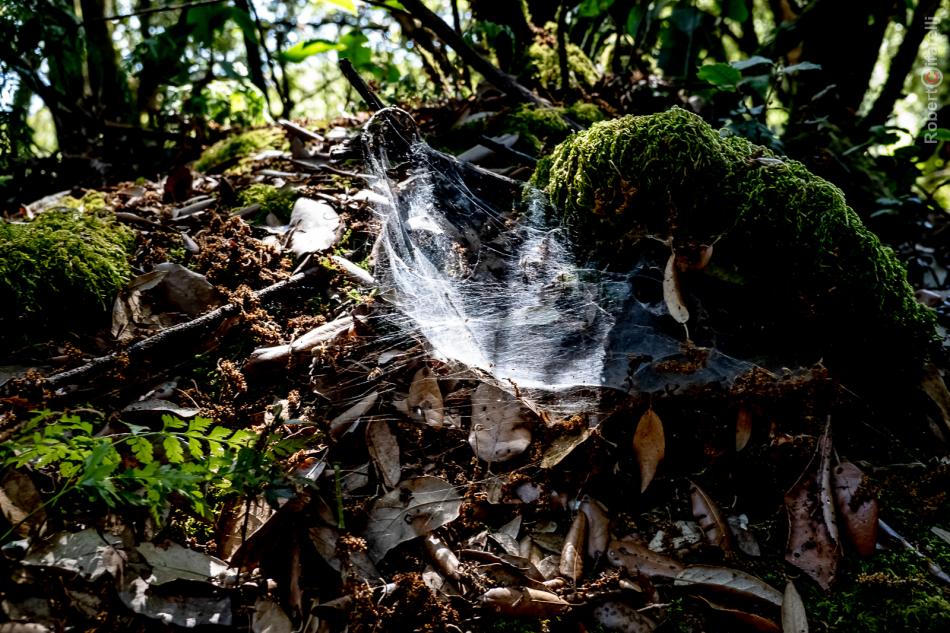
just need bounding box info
[1,96,950,633]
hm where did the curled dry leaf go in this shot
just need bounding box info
[735,405,753,452]
[560,511,587,582]
[634,409,665,493]
[674,565,783,608]
[408,367,444,428]
[364,476,462,563]
[287,197,340,255]
[784,422,839,590]
[580,496,611,561]
[329,390,378,438]
[423,532,460,580]
[541,428,591,468]
[832,461,878,557]
[0,469,46,537]
[690,482,734,553]
[781,581,809,633]
[365,419,401,489]
[694,596,780,633]
[480,587,570,617]
[592,600,658,633]
[607,537,684,579]
[664,253,690,324]
[469,383,533,462]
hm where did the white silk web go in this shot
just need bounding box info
[363,108,749,410]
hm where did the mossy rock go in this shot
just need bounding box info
[531,107,937,379]
[194,128,285,174]
[503,103,605,154]
[0,194,135,331]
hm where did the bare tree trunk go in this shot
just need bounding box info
[79,0,131,123]
[234,0,272,112]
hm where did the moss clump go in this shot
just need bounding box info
[194,128,285,173]
[237,184,297,222]
[528,35,600,89]
[0,195,135,327]
[532,107,937,374]
[503,103,604,153]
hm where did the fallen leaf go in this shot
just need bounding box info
[288,197,340,255]
[329,390,379,438]
[580,496,611,561]
[690,482,733,553]
[695,596,780,632]
[118,576,232,627]
[736,405,753,451]
[560,511,587,581]
[727,514,762,557]
[674,565,783,607]
[0,625,52,633]
[469,383,533,462]
[832,461,878,557]
[407,367,443,428]
[784,422,839,589]
[592,599,658,632]
[664,253,689,323]
[781,581,808,633]
[252,598,294,633]
[23,529,124,581]
[920,361,950,436]
[480,587,570,617]
[0,470,45,537]
[364,476,462,562]
[607,537,684,579]
[423,532,460,580]
[136,541,229,585]
[541,428,591,468]
[634,409,665,493]
[366,419,401,488]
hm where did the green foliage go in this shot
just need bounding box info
[237,184,298,222]
[0,410,304,532]
[193,128,285,173]
[183,80,267,129]
[533,108,937,370]
[527,34,600,89]
[0,195,134,325]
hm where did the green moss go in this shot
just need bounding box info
[532,107,937,372]
[503,103,604,153]
[0,195,135,327]
[237,184,297,222]
[193,128,285,174]
[566,102,605,127]
[527,36,599,89]
[803,548,950,633]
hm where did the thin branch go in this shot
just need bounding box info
[339,59,386,111]
[99,0,226,22]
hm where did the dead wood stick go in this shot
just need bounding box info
[37,266,324,394]
[395,0,542,106]
[339,59,385,111]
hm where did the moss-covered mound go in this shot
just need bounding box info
[194,128,285,174]
[0,196,135,329]
[532,107,936,375]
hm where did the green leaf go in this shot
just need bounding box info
[162,415,186,431]
[282,39,344,63]
[781,61,822,74]
[626,6,644,36]
[731,56,773,71]
[163,436,184,464]
[323,0,358,14]
[338,31,372,69]
[722,0,749,22]
[927,128,950,141]
[129,436,154,464]
[697,63,741,89]
[187,417,213,434]
[578,0,615,18]
[187,437,204,460]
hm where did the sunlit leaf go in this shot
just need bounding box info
[697,63,742,90]
[282,39,344,63]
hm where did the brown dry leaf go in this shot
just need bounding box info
[580,496,611,561]
[423,532,460,580]
[690,482,734,553]
[663,253,690,324]
[251,597,294,633]
[592,600,658,632]
[329,390,378,438]
[468,383,533,462]
[674,565,783,607]
[832,461,878,557]
[695,596,780,633]
[480,587,570,617]
[607,537,684,579]
[736,405,753,452]
[365,419,401,488]
[541,428,591,468]
[0,470,46,537]
[784,422,839,590]
[920,361,950,436]
[781,581,809,633]
[634,409,665,493]
[560,511,587,581]
[407,367,443,428]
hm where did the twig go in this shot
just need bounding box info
[35,266,325,395]
[477,135,537,166]
[99,0,226,22]
[339,59,385,111]
[394,0,544,107]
